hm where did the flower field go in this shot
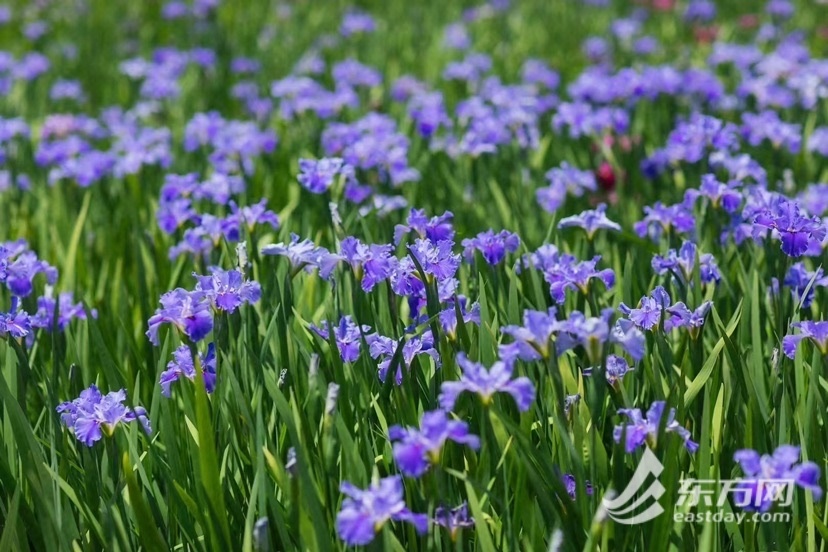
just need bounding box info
[3,0,828,550]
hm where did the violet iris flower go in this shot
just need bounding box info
[194,267,261,312]
[394,209,455,245]
[297,157,349,194]
[562,473,594,499]
[261,234,342,280]
[732,446,821,512]
[782,321,828,358]
[583,354,632,386]
[462,229,520,265]
[340,237,396,292]
[146,288,213,345]
[408,238,461,282]
[159,343,217,396]
[439,353,535,412]
[31,291,97,331]
[651,241,721,285]
[619,286,672,331]
[438,297,481,340]
[613,401,698,453]
[367,331,440,384]
[781,262,828,308]
[0,307,30,339]
[558,204,621,239]
[310,315,370,363]
[499,307,560,361]
[434,502,475,539]
[56,385,151,446]
[1,240,58,297]
[336,476,428,546]
[388,409,480,477]
[752,196,827,257]
[557,310,646,363]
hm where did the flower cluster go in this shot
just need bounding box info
[147,267,260,346]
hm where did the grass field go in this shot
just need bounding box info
[2,0,828,550]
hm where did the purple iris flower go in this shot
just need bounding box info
[557,311,646,363]
[522,59,560,90]
[692,174,742,213]
[543,254,615,304]
[741,111,801,154]
[367,331,440,384]
[634,201,696,242]
[408,239,461,282]
[651,241,721,285]
[552,102,629,139]
[159,343,217,396]
[261,234,342,280]
[230,57,261,75]
[310,316,370,363]
[1,241,58,297]
[340,10,376,37]
[709,152,767,185]
[799,183,828,218]
[157,198,197,234]
[462,229,520,265]
[438,297,481,340]
[336,476,428,546]
[332,59,382,89]
[321,113,418,186]
[782,321,828,358]
[194,267,261,312]
[536,162,597,213]
[439,353,536,412]
[340,237,396,292]
[434,502,475,539]
[583,354,632,386]
[0,308,31,339]
[664,301,713,336]
[613,401,698,453]
[50,79,85,102]
[394,209,455,245]
[146,289,213,345]
[558,204,621,239]
[661,113,739,167]
[500,307,560,361]
[781,262,828,308]
[562,474,594,499]
[359,195,409,217]
[388,409,480,477]
[56,385,151,446]
[442,52,492,84]
[732,446,821,512]
[443,23,471,50]
[31,291,97,331]
[808,128,828,157]
[518,244,562,273]
[297,157,349,194]
[684,0,716,22]
[408,91,452,138]
[228,200,281,232]
[619,286,672,331]
[752,196,827,257]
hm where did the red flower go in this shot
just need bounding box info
[596,161,616,192]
